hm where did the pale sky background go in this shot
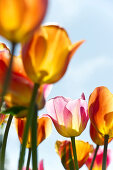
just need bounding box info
[1,0,113,169]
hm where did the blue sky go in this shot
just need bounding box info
[1,0,113,169]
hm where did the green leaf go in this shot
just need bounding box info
[0,106,27,116]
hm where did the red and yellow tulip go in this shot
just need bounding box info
[88,86,113,138]
[22,25,84,84]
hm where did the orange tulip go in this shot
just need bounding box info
[0,43,52,117]
[15,116,52,148]
[22,25,84,84]
[90,123,112,146]
[88,86,113,138]
[0,0,48,42]
[55,140,94,169]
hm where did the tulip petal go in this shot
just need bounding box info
[15,116,52,148]
[90,123,112,146]
[38,160,44,170]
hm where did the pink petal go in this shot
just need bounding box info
[46,96,69,124]
[43,84,53,98]
[81,93,85,100]
[38,160,44,170]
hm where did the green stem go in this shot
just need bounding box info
[90,145,99,170]
[102,135,109,170]
[26,149,31,170]
[18,83,39,170]
[0,114,13,170]
[31,105,38,170]
[0,42,16,109]
[71,137,79,170]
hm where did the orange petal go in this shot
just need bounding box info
[15,116,52,148]
[90,123,112,146]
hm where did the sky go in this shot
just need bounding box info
[1,0,113,169]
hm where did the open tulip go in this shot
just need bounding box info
[0,0,48,42]
[46,94,89,137]
[88,86,113,138]
[0,43,52,117]
[22,25,84,84]
[15,116,52,148]
[85,148,111,170]
[90,123,112,146]
[55,140,94,169]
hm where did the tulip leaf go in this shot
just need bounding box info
[0,106,27,116]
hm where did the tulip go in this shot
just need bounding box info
[90,123,112,146]
[0,47,52,117]
[85,148,111,170]
[15,116,52,148]
[88,86,113,138]
[55,140,94,169]
[0,0,48,42]
[22,25,84,84]
[46,94,89,137]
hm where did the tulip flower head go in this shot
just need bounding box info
[22,25,84,84]
[85,148,111,170]
[88,86,113,138]
[46,94,89,137]
[15,116,52,148]
[0,0,48,42]
[55,140,94,169]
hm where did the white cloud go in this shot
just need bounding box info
[67,56,113,84]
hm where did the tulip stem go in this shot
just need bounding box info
[71,137,79,170]
[18,83,39,170]
[102,135,109,170]
[31,105,38,170]
[90,144,99,170]
[0,42,16,109]
[26,149,31,170]
[0,114,13,170]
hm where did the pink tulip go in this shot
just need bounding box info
[46,94,89,137]
[85,148,111,169]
